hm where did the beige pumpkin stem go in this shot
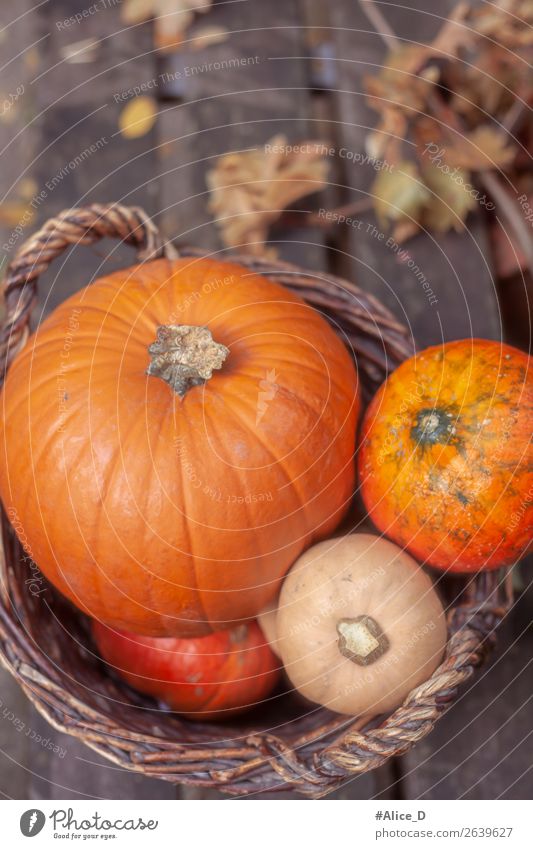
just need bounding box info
[336,615,390,666]
[147,325,229,397]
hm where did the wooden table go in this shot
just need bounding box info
[0,0,531,800]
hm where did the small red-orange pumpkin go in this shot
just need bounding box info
[0,258,359,635]
[92,620,280,720]
[358,339,532,572]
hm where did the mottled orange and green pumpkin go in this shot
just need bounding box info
[358,339,532,572]
[0,258,359,636]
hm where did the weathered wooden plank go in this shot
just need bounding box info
[29,711,175,800]
[368,3,529,800]
[0,0,41,800]
[177,772,390,800]
[18,0,173,800]
[159,0,380,800]
[157,0,328,269]
[0,668,31,799]
[326,0,511,799]
[31,0,160,316]
[402,560,533,799]
[328,0,501,348]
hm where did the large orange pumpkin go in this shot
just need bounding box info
[0,258,359,635]
[359,339,532,572]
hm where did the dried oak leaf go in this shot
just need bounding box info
[365,61,438,167]
[365,3,472,119]
[440,1,533,121]
[365,48,439,120]
[447,51,517,120]
[372,161,430,229]
[365,107,407,162]
[207,135,330,254]
[122,0,212,52]
[413,116,448,157]
[420,162,477,231]
[442,126,516,171]
[364,5,473,167]
[430,2,476,56]
[470,0,533,49]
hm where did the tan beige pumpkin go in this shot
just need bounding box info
[276,533,447,716]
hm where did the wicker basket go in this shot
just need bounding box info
[0,204,512,797]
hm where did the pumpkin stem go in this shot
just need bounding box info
[411,407,457,446]
[336,616,390,666]
[147,325,229,397]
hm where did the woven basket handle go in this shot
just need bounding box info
[1,203,177,374]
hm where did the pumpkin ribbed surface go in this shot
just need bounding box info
[0,257,359,635]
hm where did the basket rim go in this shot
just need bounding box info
[0,203,513,797]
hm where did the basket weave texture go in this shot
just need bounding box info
[0,204,511,797]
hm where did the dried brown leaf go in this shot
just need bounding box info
[363,0,529,238]
[443,126,516,171]
[372,161,430,227]
[122,0,212,52]
[122,0,156,22]
[430,2,475,57]
[364,49,436,120]
[471,0,533,48]
[421,162,477,231]
[365,4,472,125]
[365,0,530,153]
[365,108,408,163]
[413,116,447,157]
[207,135,330,254]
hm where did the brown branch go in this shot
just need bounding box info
[358,0,399,51]
[425,92,531,276]
[360,5,532,281]
[480,172,533,278]
[501,100,528,135]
